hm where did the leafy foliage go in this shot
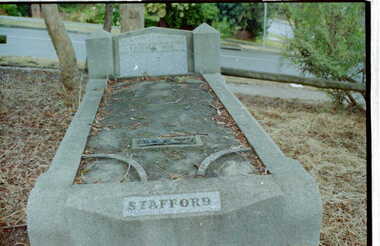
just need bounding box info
[0,4,30,16]
[145,3,166,21]
[59,4,105,24]
[146,3,219,29]
[216,3,274,38]
[281,3,366,105]
[212,17,234,38]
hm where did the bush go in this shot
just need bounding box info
[212,17,234,38]
[59,4,105,24]
[0,4,30,16]
[146,3,219,29]
[216,3,274,39]
[281,3,366,106]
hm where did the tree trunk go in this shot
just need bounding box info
[0,90,7,114]
[120,3,144,33]
[31,4,41,18]
[41,4,80,107]
[103,4,113,32]
[0,35,6,44]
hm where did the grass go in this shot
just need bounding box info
[0,67,366,245]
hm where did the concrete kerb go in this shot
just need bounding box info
[223,38,282,54]
[203,73,285,171]
[0,16,120,35]
[202,72,322,245]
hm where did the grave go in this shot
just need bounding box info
[27,24,322,246]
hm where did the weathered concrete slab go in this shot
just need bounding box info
[79,78,257,183]
[203,73,322,246]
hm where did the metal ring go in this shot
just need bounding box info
[82,153,148,182]
[196,147,251,176]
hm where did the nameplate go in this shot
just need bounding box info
[123,192,221,217]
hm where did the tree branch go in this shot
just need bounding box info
[221,67,366,93]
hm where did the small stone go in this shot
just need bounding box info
[186,79,203,84]
[218,160,254,176]
[81,159,126,183]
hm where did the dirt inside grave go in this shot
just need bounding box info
[75,75,267,184]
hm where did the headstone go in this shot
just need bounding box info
[117,33,188,77]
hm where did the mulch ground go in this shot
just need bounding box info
[0,67,78,246]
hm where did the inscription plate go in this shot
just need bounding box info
[132,135,203,149]
[123,192,221,217]
[118,33,188,77]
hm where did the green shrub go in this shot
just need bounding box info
[146,3,219,29]
[216,3,274,39]
[281,3,366,106]
[59,4,105,24]
[212,18,234,38]
[0,4,29,16]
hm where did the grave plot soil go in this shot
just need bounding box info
[75,75,265,184]
[0,67,85,245]
[237,94,367,246]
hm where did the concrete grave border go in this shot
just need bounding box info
[28,24,322,246]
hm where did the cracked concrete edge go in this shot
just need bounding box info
[203,72,322,245]
[202,73,286,172]
[44,78,107,186]
[28,78,106,189]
